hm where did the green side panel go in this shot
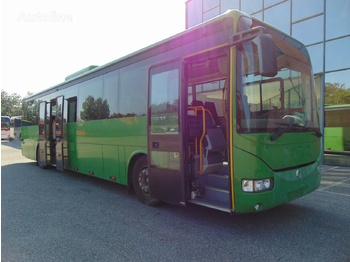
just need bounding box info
[102,145,128,184]
[76,144,103,176]
[103,145,119,181]
[21,126,39,161]
[344,128,350,151]
[324,127,350,151]
[118,146,126,184]
[233,147,321,213]
[66,117,147,184]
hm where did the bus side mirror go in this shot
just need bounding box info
[252,34,277,77]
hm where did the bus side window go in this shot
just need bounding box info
[68,97,77,122]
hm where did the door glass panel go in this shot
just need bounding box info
[56,96,64,138]
[150,68,179,134]
[39,102,46,136]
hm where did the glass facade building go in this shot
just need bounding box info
[186,0,350,154]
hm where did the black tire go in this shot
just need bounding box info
[132,155,160,206]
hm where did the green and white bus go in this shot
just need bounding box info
[21,10,322,213]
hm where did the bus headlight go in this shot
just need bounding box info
[242,178,273,192]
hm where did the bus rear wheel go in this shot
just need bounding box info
[132,155,160,206]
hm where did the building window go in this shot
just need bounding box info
[264,0,286,8]
[307,43,324,74]
[221,0,239,13]
[326,0,350,40]
[264,1,291,34]
[292,0,324,22]
[325,36,350,71]
[203,0,219,12]
[325,69,350,91]
[203,6,220,20]
[292,15,324,45]
[241,0,263,14]
[186,0,203,28]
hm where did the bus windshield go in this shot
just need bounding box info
[236,17,320,137]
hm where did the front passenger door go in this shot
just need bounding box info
[148,61,186,205]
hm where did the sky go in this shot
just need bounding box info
[1,0,186,98]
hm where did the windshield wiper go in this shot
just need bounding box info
[305,127,323,138]
[270,123,322,142]
[270,123,302,142]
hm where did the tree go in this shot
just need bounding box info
[80,96,110,120]
[1,90,22,116]
[325,83,350,105]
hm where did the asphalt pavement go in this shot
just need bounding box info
[2,140,350,262]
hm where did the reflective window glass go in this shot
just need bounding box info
[292,0,324,22]
[264,0,285,8]
[203,0,219,12]
[325,69,350,90]
[78,77,104,121]
[314,74,323,107]
[326,0,350,40]
[307,43,324,74]
[264,1,290,33]
[292,15,324,45]
[103,71,119,118]
[221,0,239,13]
[241,0,263,14]
[325,36,350,71]
[186,0,202,28]
[324,70,350,152]
[252,11,263,20]
[203,7,220,21]
[67,97,77,123]
[119,66,147,117]
[150,65,179,134]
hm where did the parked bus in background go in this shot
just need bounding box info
[21,10,322,213]
[1,116,11,140]
[10,116,22,140]
[324,104,350,152]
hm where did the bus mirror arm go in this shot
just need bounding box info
[229,26,278,77]
[229,26,267,46]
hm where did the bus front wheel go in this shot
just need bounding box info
[132,155,160,206]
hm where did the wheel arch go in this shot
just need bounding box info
[127,150,147,189]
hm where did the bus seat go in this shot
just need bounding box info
[191,100,204,107]
[204,102,220,126]
[199,127,226,174]
[204,128,226,153]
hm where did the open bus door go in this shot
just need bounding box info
[38,101,49,167]
[147,61,186,206]
[53,96,65,171]
[38,96,65,170]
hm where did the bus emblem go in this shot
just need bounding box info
[296,170,302,179]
